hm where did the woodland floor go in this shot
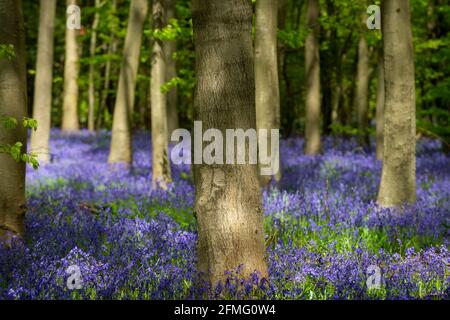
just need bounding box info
[1,130,449,299]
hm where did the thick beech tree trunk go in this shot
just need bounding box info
[255,0,281,185]
[108,0,148,164]
[151,0,171,188]
[30,0,56,163]
[0,0,27,240]
[192,0,268,286]
[377,0,416,207]
[62,0,80,132]
[304,0,321,155]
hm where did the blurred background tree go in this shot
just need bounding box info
[20,0,449,150]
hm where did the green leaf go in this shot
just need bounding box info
[0,115,18,129]
[22,117,38,131]
[0,44,15,60]
[10,142,23,162]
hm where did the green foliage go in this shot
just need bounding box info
[412,0,450,145]
[22,117,38,131]
[278,29,306,50]
[0,115,18,129]
[0,115,39,169]
[152,18,191,41]
[18,0,450,139]
[0,44,15,60]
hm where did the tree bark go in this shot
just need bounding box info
[0,0,27,240]
[255,0,281,186]
[304,0,321,155]
[164,0,179,136]
[30,0,56,163]
[108,0,148,164]
[97,0,118,132]
[88,0,101,132]
[192,0,268,286]
[355,35,370,147]
[320,0,336,136]
[377,0,416,207]
[375,52,385,161]
[151,0,171,188]
[62,0,80,132]
[277,0,288,75]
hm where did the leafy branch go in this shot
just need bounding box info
[0,115,39,170]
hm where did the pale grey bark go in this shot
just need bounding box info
[30,0,56,163]
[377,0,416,207]
[304,0,321,155]
[151,0,171,188]
[109,0,148,164]
[255,0,281,186]
[0,0,27,240]
[62,0,80,132]
[192,0,268,285]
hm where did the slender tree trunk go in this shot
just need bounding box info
[151,0,171,188]
[320,0,336,136]
[355,35,370,147]
[30,0,56,163]
[277,0,288,74]
[0,0,27,240]
[192,0,268,286]
[333,55,344,125]
[333,31,354,127]
[304,0,321,155]
[88,0,101,132]
[282,55,296,137]
[97,38,116,131]
[277,0,290,138]
[427,0,437,40]
[138,66,149,129]
[164,0,179,136]
[377,0,416,207]
[108,0,148,164]
[255,0,281,186]
[375,52,385,161]
[62,0,80,132]
[97,0,117,132]
[321,60,333,135]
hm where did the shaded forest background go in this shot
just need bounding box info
[20,0,450,144]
